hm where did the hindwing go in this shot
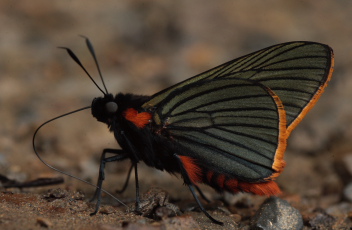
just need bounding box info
[150,78,287,181]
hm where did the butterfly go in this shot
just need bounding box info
[34,39,334,225]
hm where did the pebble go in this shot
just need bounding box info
[250,196,303,230]
[307,209,336,229]
[43,188,68,200]
[36,217,52,228]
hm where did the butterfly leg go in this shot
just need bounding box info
[195,185,211,203]
[118,132,142,214]
[116,164,134,194]
[133,163,142,214]
[188,184,223,225]
[173,154,223,225]
[90,149,129,215]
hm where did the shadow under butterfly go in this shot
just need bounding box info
[33,39,334,225]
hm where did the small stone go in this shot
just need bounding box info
[43,188,68,200]
[71,190,85,200]
[133,187,180,220]
[159,204,180,218]
[99,206,116,215]
[250,196,303,230]
[308,209,336,229]
[36,217,52,228]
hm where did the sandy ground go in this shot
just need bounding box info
[1,1,352,229]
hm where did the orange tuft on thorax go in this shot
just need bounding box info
[123,108,152,128]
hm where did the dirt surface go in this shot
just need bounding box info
[1,1,352,229]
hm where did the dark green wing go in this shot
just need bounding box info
[150,78,287,181]
[143,42,334,135]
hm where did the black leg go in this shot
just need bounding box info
[173,154,223,225]
[195,184,211,203]
[187,184,223,225]
[90,149,129,215]
[116,164,134,194]
[119,132,142,214]
[133,163,141,214]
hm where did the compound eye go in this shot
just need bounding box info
[105,101,118,113]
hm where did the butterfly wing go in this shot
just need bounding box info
[148,78,287,184]
[143,42,334,135]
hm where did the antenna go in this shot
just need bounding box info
[58,46,106,95]
[80,35,109,94]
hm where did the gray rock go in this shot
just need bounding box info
[250,196,303,230]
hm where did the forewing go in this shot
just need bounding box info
[143,42,333,134]
[152,78,287,181]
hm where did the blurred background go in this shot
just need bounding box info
[0,0,351,227]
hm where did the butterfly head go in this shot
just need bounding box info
[91,93,118,124]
